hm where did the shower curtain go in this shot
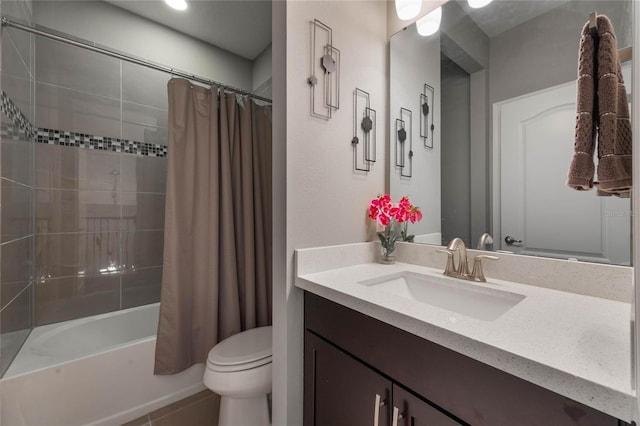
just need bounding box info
[154,78,272,375]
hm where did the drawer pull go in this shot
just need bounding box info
[373,394,384,426]
[392,406,405,426]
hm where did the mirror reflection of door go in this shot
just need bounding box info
[495,67,631,265]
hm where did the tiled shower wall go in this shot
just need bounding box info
[33,34,168,325]
[0,0,35,375]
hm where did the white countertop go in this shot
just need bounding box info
[296,261,635,421]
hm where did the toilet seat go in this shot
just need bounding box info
[203,326,272,425]
[206,326,272,373]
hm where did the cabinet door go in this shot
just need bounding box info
[304,331,392,426]
[392,384,463,426]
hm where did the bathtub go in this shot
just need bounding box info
[0,303,206,426]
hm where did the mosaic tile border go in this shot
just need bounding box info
[0,123,30,142]
[36,129,168,157]
[1,92,168,158]
[0,91,35,139]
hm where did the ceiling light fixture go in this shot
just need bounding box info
[416,6,442,36]
[395,0,422,20]
[467,0,493,9]
[165,0,187,11]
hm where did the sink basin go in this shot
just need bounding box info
[359,271,525,321]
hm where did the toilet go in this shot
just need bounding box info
[203,326,272,426]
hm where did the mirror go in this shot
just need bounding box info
[389,0,633,265]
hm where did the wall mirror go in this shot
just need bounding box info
[389,0,633,266]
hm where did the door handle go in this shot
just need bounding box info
[392,406,405,426]
[504,235,523,246]
[373,394,386,426]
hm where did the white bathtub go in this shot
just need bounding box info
[0,303,206,426]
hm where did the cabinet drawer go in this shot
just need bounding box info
[392,384,463,426]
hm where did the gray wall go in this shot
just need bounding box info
[33,0,254,92]
[1,0,35,376]
[33,31,168,325]
[441,55,471,246]
[440,0,490,247]
[490,0,632,105]
[469,68,488,246]
[441,0,489,71]
[252,43,272,99]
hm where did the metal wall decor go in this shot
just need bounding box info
[420,83,435,148]
[352,88,376,172]
[395,107,413,178]
[308,19,341,120]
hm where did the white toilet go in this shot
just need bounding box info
[203,326,272,426]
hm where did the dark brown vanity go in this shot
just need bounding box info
[304,292,631,426]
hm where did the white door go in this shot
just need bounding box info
[494,74,631,265]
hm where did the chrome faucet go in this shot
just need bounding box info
[437,238,470,278]
[446,237,470,277]
[437,237,499,282]
[476,233,494,251]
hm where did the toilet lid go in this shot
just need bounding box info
[207,326,272,367]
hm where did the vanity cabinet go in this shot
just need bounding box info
[303,292,629,426]
[305,331,461,426]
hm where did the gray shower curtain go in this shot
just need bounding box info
[154,78,272,375]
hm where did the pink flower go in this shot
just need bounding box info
[378,212,391,227]
[408,206,422,223]
[368,194,422,227]
[398,196,411,209]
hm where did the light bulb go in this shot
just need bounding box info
[164,0,187,11]
[416,6,442,36]
[395,0,422,20]
[467,0,493,9]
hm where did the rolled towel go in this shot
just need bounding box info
[567,19,597,190]
[567,15,632,197]
[595,16,631,196]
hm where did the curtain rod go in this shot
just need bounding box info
[0,16,273,104]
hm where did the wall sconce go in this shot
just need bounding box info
[352,88,376,172]
[396,107,413,178]
[420,83,435,148]
[308,19,340,120]
[467,0,493,8]
[416,6,442,36]
[395,0,421,20]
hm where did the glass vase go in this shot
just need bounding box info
[379,221,401,264]
[380,247,397,264]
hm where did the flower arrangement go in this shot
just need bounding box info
[368,195,422,263]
